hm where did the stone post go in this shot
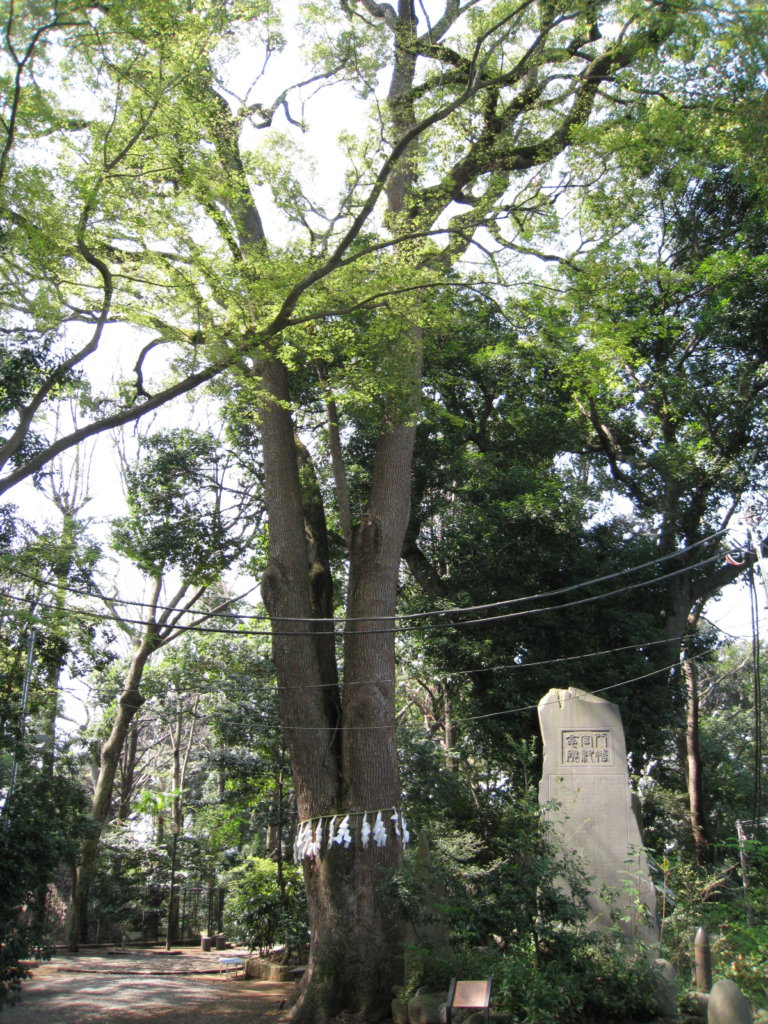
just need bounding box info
[694,927,712,992]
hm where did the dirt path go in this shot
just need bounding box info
[2,949,295,1024]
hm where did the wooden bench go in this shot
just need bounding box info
[445,978,492,1024]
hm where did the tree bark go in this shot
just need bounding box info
[255,347,417,1021]
[255,7,423,1016]
[664,571,717,865]
[117,723,140,823]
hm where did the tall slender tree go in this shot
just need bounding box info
[67,428,257,948]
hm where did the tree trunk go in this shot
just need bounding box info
[682,601,709,865]
[664,572,714,865]
[683,650,709,865]
[117,722,140,822]
[256,352,415,1021]
[66,630,154,950]
[254,10,421,1009]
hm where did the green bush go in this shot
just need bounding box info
[715,920,768,1006]
[0,770,89,1006]
[494,934,661,1024]
[403,932,661,1024]
[402,940,502,1000]
[659,846,768,1004]
[223,856,307,955]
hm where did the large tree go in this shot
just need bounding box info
[0,0,740,1017]
[545,154,768,861]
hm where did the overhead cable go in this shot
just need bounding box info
[8,528,729,625]
[0,547,727,637]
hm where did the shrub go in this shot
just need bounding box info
[494,934,661,1024]
[402,940,502,1000]
[223,856,307,956]
[659,845,768,1004]
[715,921,768,1006]
[0,771,89,1006]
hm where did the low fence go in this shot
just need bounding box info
[81,883,228,946]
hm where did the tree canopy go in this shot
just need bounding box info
[1,1,768,1019]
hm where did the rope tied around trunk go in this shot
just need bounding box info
[293,807,410,861]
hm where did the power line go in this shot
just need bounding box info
[279,648,720,730]
[269,630,717,692]
[0,545,730,638]
[125,650,711,733]
[8,528,730,625]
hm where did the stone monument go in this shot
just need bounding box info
[538,686,659,946]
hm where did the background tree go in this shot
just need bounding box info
[83,624,291,947]
[542,157,768,861]
[396,293,684,771]
[0,495,104,1002]
[67,426,258,948]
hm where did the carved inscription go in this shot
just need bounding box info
[560,729,613,766]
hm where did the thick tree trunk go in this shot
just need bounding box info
[257,354,415,1022]
[255,12,422,1007]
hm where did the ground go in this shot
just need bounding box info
[2,947,295,1024]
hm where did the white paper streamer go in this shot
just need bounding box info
[391,807,401,839]
[292,823,300,863]
[305,819,322,858]
[335,814,351,847]
[294,819,312,862]
[373,810,387,847]
[296,807,410,858]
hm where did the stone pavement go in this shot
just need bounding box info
[38,946,249,974]
[2,948,294,1024]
